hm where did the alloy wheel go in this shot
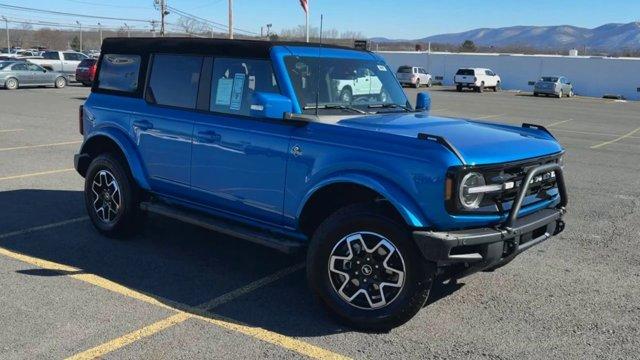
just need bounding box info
[328,232,406,310]
[91,170,122,223]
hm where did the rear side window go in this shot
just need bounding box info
[97,54,141,92]
[147,54,203,109]
[210,58,279,116]
[42,52,60,60]
[456,69,474,76]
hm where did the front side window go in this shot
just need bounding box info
[284,56,409,114]
[27,63,42,72]
[147,54,203,109]
[97,54,141,92]
[210,58,279,116]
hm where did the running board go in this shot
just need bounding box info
[139,202,305,254]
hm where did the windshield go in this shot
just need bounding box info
[397,66,413,73]
[284,56,410,115]
[456,69,475,76]
[541,77,559,82]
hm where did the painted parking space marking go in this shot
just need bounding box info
[546,119,573,127]
[0,220,347,360]
[67,262,308,360]
[474,113,506,120]
[590,126,640,149]
[549,128,640,139]
[0,168,75,181]
[0,128,24,133]
[0,140,81,152]
[0,216,88,240]
[65,313,192,360]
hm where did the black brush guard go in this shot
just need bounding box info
[413,163,567,269]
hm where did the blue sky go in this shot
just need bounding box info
[2,0,640,38]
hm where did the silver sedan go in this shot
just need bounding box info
[0,61,67,90]
[533,76,574,98]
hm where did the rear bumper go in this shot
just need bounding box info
[414,162,568,274]
[534,88,558,95]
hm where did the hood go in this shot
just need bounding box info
[336,112,563,165]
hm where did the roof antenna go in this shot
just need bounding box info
[314,14,323,117]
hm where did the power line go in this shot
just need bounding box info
[167,4,258,35]
[0,2,151,23]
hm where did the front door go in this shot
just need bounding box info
[27,63,51,84]
[190,57,291,226]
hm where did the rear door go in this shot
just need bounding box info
[136,54,203,196]
[9,63,34,85]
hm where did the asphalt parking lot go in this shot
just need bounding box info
[1,84,639,359]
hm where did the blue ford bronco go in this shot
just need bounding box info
[74,38,567,330]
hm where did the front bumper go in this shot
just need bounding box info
[414,163,567,273]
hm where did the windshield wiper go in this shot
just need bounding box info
[303,104,368,114]
[367,103,413,112]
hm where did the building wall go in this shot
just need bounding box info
[377,51,640,100]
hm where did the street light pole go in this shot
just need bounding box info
[228,0,233,39]
[98,22,102,45]
[76,20,82,52]
[2,16,9,52]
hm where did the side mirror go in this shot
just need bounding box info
[415,92,431,112]
[250,92,293,120]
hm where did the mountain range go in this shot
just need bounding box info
[371,22,640,51]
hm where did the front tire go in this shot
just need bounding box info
[84,154,140,237]
[307,203,435,331]
[5,77,18,90]
[494,82,500,92]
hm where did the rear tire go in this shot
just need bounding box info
[307,203,435,331]
[533,92,539,97]
[54,76,67,89]
[5,77,18,90]
[557,90,563,98]
[476,82,484,93]
[456,84,462,92]
[340,87,353,104]
[414,79,421,88]
[84,154,140,238]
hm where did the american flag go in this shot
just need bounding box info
[299,0,308,14]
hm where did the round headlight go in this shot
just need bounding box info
[459,172,486,209]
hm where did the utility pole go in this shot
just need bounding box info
[228,0,233,39]
[155,0,168,37]
[97,22,102,45]
[1,16,9,52]
[124,23,130,37]
[76,20,82,52]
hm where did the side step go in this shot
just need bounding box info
[140,201,306,254]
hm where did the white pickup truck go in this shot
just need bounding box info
[454,68,501,93]
[335,67,385,103]
[28,51,89,80]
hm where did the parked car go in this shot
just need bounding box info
[334,67,387,103]
[1,61,67,90]
[534,76,574,98]
[454,68,501,92]
[75,38,567,331]
[28,50,89,80]
[76,58,97,86]
[396,65,432,88]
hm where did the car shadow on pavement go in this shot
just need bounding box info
[0,189,466,336]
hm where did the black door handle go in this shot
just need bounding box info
[198,130,221,143]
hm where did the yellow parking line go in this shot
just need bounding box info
[0,220,347,360]
[0,168,75,181]
[546,119,573,127]
[0,128,23,133]
[590,126,640,149]
[65,313,192,360]
[0,217,88,239]
[0,140,81,152]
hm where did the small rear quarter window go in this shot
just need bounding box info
[97,54,141,93]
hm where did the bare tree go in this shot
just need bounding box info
[177,17,207,37]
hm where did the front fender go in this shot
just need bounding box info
[79,128,151,191]
[297,172,430,228]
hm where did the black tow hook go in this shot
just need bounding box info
[553,220,566,235]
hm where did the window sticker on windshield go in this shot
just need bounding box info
[377,65,387,71]
[229,73,245,111]
[215,78,234,106]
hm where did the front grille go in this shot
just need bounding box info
[479,156,560,211]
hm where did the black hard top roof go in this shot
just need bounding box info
[100,37,362,59]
